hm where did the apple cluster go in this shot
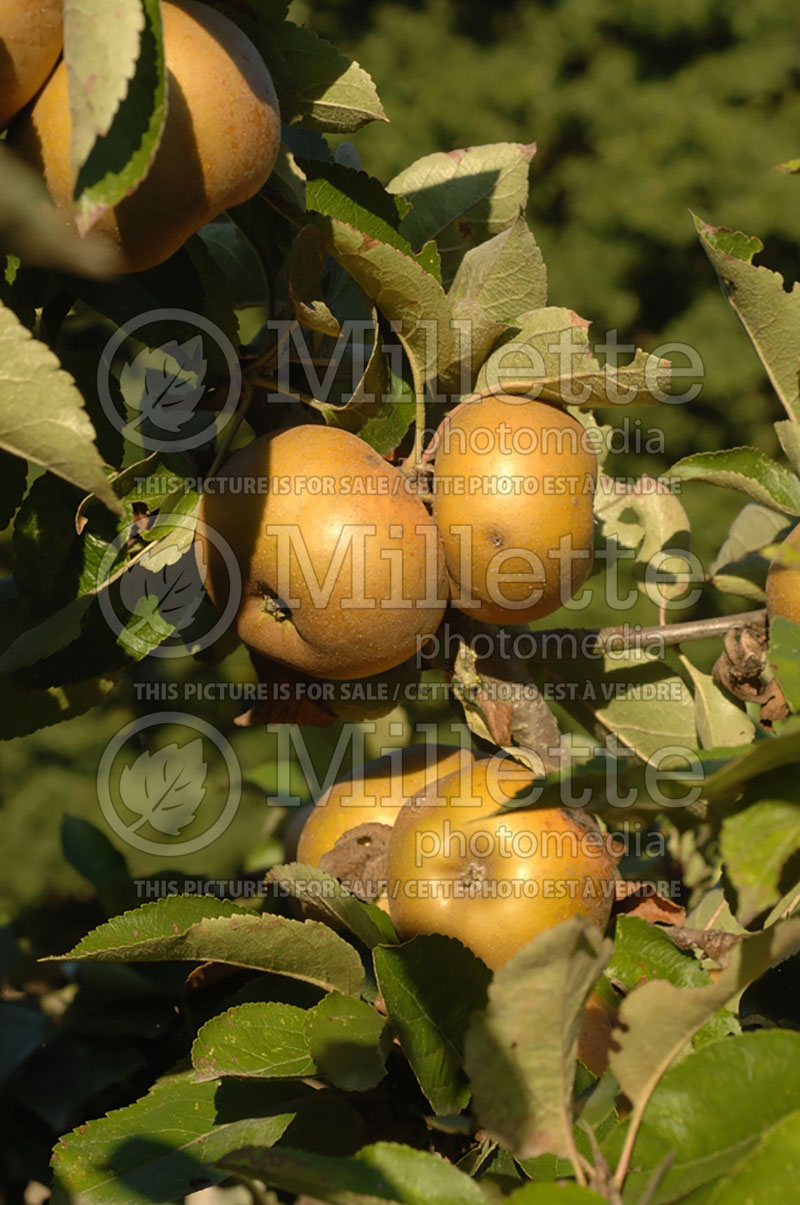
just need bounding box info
[195,394,598,681]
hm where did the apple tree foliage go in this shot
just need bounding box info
[1,1,800,1202]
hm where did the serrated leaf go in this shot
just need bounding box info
[192,1002,316,1082]
[475,308,670,407]
[602,1030,800,1205]
[0,303,121,513]
[375,935,491,1115]
[770,616,800,712]
[465,918,612,1161]
[670,447,800,515]
[65,0,167,231]
[316,217,456,385]
[676,653,755,748]
[305,991,388,1092]
[0,145,121,276]
[608,918,800,1132]
[443,216,545,391]
[267,863,399,949]
[50,1070,309,1205]
[389,142,536,284]
[52,896,365,995]
[220,1140,487,1205]
[274,22,386,133]
[304,160,432,271]
[694,212,800,423]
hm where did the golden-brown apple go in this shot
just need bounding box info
[0,0,62,131]
[195,426,448,680]
[433,395,597,624]
[10,0,280,272]
[386,756,617,970]
[297,744,477,869]
[766,524,800,626]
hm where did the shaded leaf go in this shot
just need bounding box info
[465,918,611,1160]
[375,935,491,1115]
[305,991,388,1092]
[274,22,386,133]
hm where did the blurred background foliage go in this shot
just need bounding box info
[3,0,798,925]
[298,0,800,463]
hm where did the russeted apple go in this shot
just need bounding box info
[386,756,618,971]
[0,0,62,131]
[195,425,448,680]
[766,524,800,626]
[10,0,280,272]
[297,743,477,870]
[432,394,597,623]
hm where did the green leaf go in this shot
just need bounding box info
[0,145,121,276]
[707,1110,800,1204]
[721,790,800,924]
[602,1031,800,1204]
[274,22,386,133]
[321,347,414,458]
[192,1002,316,1082]
[374,935,491,1115]
[50,1070,310,1205]
[305,991,388,1092]
[219,1140,488,1205]
[675,653,755,748]
[770,616,800,712]
[594,473,692,605]
[608,918,800,1126]
[776,420,800,476]
[475,308,670,407]
[507,1186,608,1204]
[65,0,167,232]
[670,448,800,515]
[449,215,547,319]
[51,895,366,995]
[709,502,792,601]
[700,720,800,801]
[304,160,430,270]
[60,813,130,890]
[694,213,800,423]
[443,216,545,390]
[288,223,341,335]
[389,142,536,285]
[0,670,118,740]
[266,863,399,949]
[465,918,612,1161]
[316,216,456,386]
[606,916,711,992]
[0,303,121,514]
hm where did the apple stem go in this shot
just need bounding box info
[522,609,767,658]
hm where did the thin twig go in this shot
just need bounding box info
[515,610,766,660]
